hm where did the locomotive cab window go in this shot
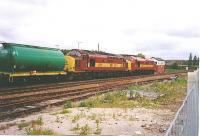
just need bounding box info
[68,50,81,57]
[90,59,95,67]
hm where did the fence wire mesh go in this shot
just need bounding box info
[165,70,199,136]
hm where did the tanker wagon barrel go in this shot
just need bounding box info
[0,42,66,82]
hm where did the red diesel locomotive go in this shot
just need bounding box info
[65,49,165,79]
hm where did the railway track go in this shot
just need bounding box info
[0,72,187,121]
[0,71,186,93]
[0,75,147,93]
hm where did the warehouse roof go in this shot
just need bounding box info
[151,57,165,61]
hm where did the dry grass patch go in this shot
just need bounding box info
[76,77,187,109]
[26,127,54,135]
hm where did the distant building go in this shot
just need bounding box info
[151,57,165,65]
[151,57,165,74]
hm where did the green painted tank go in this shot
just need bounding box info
[0,43,65,72]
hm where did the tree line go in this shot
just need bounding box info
[188,53,199,69]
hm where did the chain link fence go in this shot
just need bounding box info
[165,70,199,136]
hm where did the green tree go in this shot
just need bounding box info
[137,53,145,58]
[171,62,179,69]
[188,53,193,68]
[193,55,198,66]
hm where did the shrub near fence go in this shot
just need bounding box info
[165,70,199,136]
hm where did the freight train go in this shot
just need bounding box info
[0,42,165,83]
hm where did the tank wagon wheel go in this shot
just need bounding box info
[56,75,65,81]
[37,77,41,81]
[0,75,9,85]
[8,77,14,83]
[22,78,28,83]
[67,73,75,81]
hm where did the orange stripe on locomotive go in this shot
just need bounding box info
[122,55,156,72]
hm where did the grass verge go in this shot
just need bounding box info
[75,76,187,109]
[165,68,185,73]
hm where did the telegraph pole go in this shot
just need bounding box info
[98,43,99,52]
[55,45,60,49]
[78,41,83,49]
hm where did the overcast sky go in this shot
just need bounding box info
[0,0,200,59]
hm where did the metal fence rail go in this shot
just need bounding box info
[165,70,199,136]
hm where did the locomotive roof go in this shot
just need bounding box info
[121,54,155,62]
[121,54,144,60]
[121,54,137,57]
[70,49,124,58]
[81,49,117,56]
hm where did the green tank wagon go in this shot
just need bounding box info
[0,42,66,81]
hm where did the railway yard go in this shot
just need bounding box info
[0,0,199,135]
[0,72,187,135]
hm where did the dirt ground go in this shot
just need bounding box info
[0,107,175,136]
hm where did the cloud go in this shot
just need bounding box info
[11,0,48,6]
[166,27,200,38]
[122,28,200,59]
[0,27,18,41]
[0,0,200,59]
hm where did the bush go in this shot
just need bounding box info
[64,101,73,108]
[32,116,43,126]
[60,109,71,114]
[78,100,94,107]
[18,122,29,130]
[26,127,54,135]
[79,124,92,136]
[78,101,87,107]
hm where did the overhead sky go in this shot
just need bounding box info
[0,0,199,59]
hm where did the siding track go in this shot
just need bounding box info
[0,72,187,121]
